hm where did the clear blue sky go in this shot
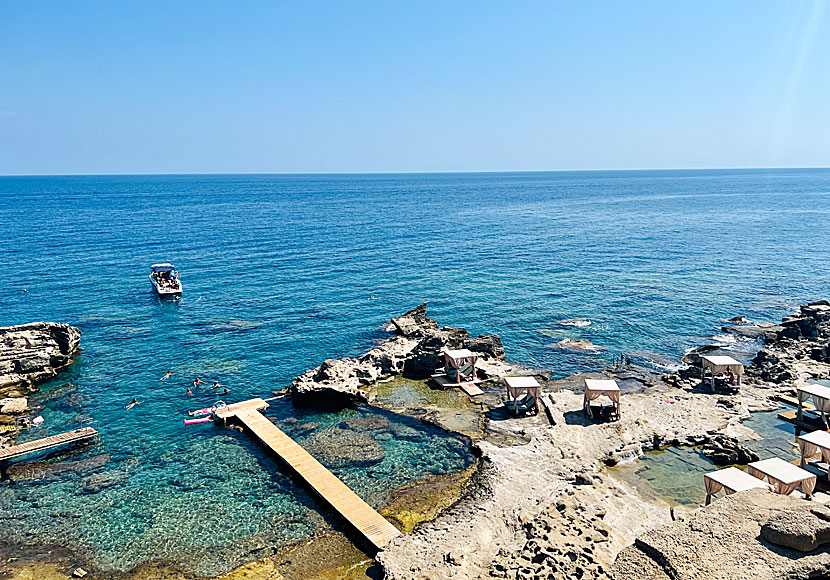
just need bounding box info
[1,1,828,174]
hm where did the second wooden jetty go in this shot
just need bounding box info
[215,398,401,551]
[0,426,98,461]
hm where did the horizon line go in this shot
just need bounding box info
[1,165,829,178]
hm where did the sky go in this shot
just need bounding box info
[1,1,829,174]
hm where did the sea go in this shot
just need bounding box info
[0,169,829,575]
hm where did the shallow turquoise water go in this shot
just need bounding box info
[1,170,829,572]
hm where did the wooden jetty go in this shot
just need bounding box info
[778,409,826,438]
[216,398,401,551]
[430,374,484,396]
[0,427,98,461]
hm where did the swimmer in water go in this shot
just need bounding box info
[160,370,173,380]
[221,388,230,395]
[193,377,207,388]
[186,388,193,396]
[125,398,142,409]
[211,381,221,389]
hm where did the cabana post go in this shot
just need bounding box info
[583,379,621,421]
[442,348,478,385]
[503,376,542,415]
[700,355,743,391]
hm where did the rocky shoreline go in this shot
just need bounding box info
[5,301,830,580]
[0,322,82,445]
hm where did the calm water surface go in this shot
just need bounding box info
[1,170,829,573]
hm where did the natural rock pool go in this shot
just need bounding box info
[611,410,800,506]
[0,374,476,576]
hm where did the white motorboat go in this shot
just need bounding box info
[150,263,182,296]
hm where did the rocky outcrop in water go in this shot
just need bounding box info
[0,322,81,396]
[747,301,830,385]
[290,304,506,408]
[700,435,759,465]
[610,489,830,580]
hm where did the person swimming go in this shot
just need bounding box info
[160,370,173,380]
[186,388,193,396]
[193,377,207,388]
[125,398,142,409]
[221,388,229,395]
[211,381,221,389]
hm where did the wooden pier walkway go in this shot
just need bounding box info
[219,398,401,551]
[0,427,97,461]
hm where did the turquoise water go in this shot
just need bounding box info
[1,170,829,572]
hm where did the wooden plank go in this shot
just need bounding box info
[231,406,401,551]
[460,383,483,396]
[0,427,97,461]
[776,394,816,411]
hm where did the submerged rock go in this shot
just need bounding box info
[0,322,81,395]
[303,427,385,468]
[340,417,389,431]
[548,338,605,353]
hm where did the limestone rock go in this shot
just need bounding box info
[0,397,27,414]
[291,304,507,409]
[610,489,830,580]
[700,435,759,465]
[761,506,830,552]
[303,427,385,468]
[0,322,81,395]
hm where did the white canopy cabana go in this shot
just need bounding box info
[703,466,768,505]
[797,383,830,428]
[583,379,621,420]
[443,348,477,385]
[700,355,743,390]
[503,376,542,414]
[748,457,816,498]
[798,429,830,472]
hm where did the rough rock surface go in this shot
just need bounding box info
[0,322,81,395]
[761,505,830,552]
[700,435,759,465]
[303,427,385,468]
[291,304,507,408]
[610,489,830,580]
[747,301,830,386]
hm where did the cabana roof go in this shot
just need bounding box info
[705,466,767,494]
[444,348,476,362]
[749,457,813,486]
[583,379,620,393]
[504,376,541,390]
[700,355,744,373]
[798,382,830,401]
[799,429,830,448]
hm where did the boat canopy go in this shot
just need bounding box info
[151,263,175,272]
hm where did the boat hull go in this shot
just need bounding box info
[149,274,182,296]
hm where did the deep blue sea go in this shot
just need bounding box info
[1,169,829,574]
